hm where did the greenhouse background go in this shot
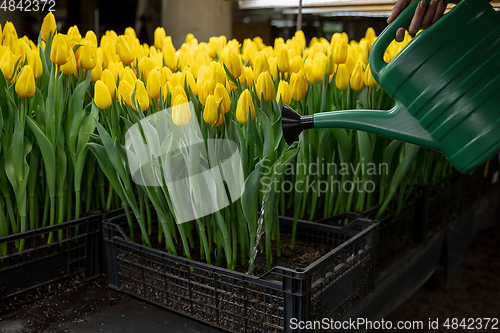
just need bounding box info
[1,0,499,332]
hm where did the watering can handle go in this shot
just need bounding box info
[370,0,431,82]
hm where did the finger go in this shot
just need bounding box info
[408,0,427,35]
[421,0,438,28]
[387,0,412,23]
[396,28,406,42]
[431,0,446,25]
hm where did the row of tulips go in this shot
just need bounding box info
[0,12,452,272]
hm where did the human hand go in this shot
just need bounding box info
[387,0,456,42]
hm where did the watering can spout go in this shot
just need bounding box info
[282,103,441,151]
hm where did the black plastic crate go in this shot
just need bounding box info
[414,172,463,241]
[0,211,101,309]
[103,213,379,333]
[360,192,415,262]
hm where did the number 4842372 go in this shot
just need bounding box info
[0,0,55,11]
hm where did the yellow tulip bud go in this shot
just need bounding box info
[325,53,335,77]
[236,89,255,124]
[253,52,270,82]
[91,61,102,82]
[172,94,191,126]
[27,50,43,78]
[277,48,289,74]
[276,80,291,105]
[239,66,253,87]
[209,62,226,86]
[162,43,177,70]
[184,70,198,96]
[3,21,17,39]
[15,65,35,98]
[203,94,221,126]
[67,26,81,44]
[61,49,77,75]
[295,30,306,50]
[147,68,161,100]
[214,82,230,114]
[256,71,275,103]
[365,27,377,44]
[170,71,184,88]
[50,33,69,66]
[226,48,242,78]
[94,80,112,109]
[85,30,98,47]
[101,69,116,97]
[163,81,174,101]
[350,63,365,91]
[289,55,304,74]
[290,70,308,102]
[102,43,117,68]
[116,35,135,65]
[242,39,257,65]
[154,27,167,50]
[80,41,97,70]
[160,66,172,86]
[312,53,326,82]
[336,63,349,90]
[118,79,133,107]
[364,64,377,87]
[268,57,278,81]
[139,57,156,82]
[133,80,149,111]
[41,12,57,42]
[359,40,371,65]
[333,39,348,64]
[198,79,214,106]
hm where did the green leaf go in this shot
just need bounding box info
[66,73,91,159]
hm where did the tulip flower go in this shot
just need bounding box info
[226,48,242,78]
[236,89,255,124]
[290,70,308,102]
[163,43,177,70]
[365,27,377,44]
[80,41,97,70]
[325,53,335,77]
[3,21,18,38]
[350,63,365,91]
[154,27,167,50]
[50,33,69,66]
[203,94,220,126]
[94,80,112,109]
[214,82,230,114]
[276,80,291,105]
[277,48,289,74]
[256,71,275,103]
[134,80,149,111]
[360,40,371,65]
[15,65,35,98]
[172,94,191,126]
[336,63,350,90]
[333,39,348,64]
[122,66,136,85]
[364,64,377,87]
[61,49,77,75]
[253,52,270,82]
[118,79,133,107]
[41,12,57,42]
[242,40,257,65]
[184,70,198,96]
[147,68,161,100]
[91,60,102,82]
[100,69,116,97]
[85,30,98,47]
[116,35,135,65]
[289,55,304,74]
[67,25,81,43]
[27,50,43,78]
[268,57,278,81]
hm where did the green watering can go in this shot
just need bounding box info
[282,0,500,173]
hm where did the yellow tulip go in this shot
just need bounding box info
[170,71,184,88]
[102,43,117,68]
[163,81,174,100]
[121,66,136,85]
[184,70,198,96]
[172,94,191,126]
[325,53,335,77]
[336,63,349,90]
[295,30,306,50]
[154,27,167,50]
[359,40,371,65]
[67,26,81,43]
[239,66,254,87]
[290,70,308,102]
[253,52,270,82]
[277,48,289,74]
[256,71,275,103]
[214,82,230,114]
[27,50,43,78]
[365,27,377,44]
[364,64,377,87]
[85,30,98,47]
[61,49,77,75]
[160,66,172,86]
[3,21,18,38]
[276,80,291,105]
[133,80,149,111]
[209,61,226,86]
[101,69,116,97]
[139,57,156,82]
[80,41,97,70]
[242,39,257,65]
[268,57,278,81]
[162,43,177,70]
[94,80,112,109]
[15,65,35,98]
[91,61,102,82]
[350,63,365,91]
[41,12,57,42]
[312,53,326,82]
[118,79,133,107]
[116,35,135,65]
[333,39,348,64]
[203,94,220,126]
[198,79,214,106]
[236,89,255,124]
[50,33,69,66]
[147,68,161,100]
[226,48,242,78]
[289,55,304,74]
